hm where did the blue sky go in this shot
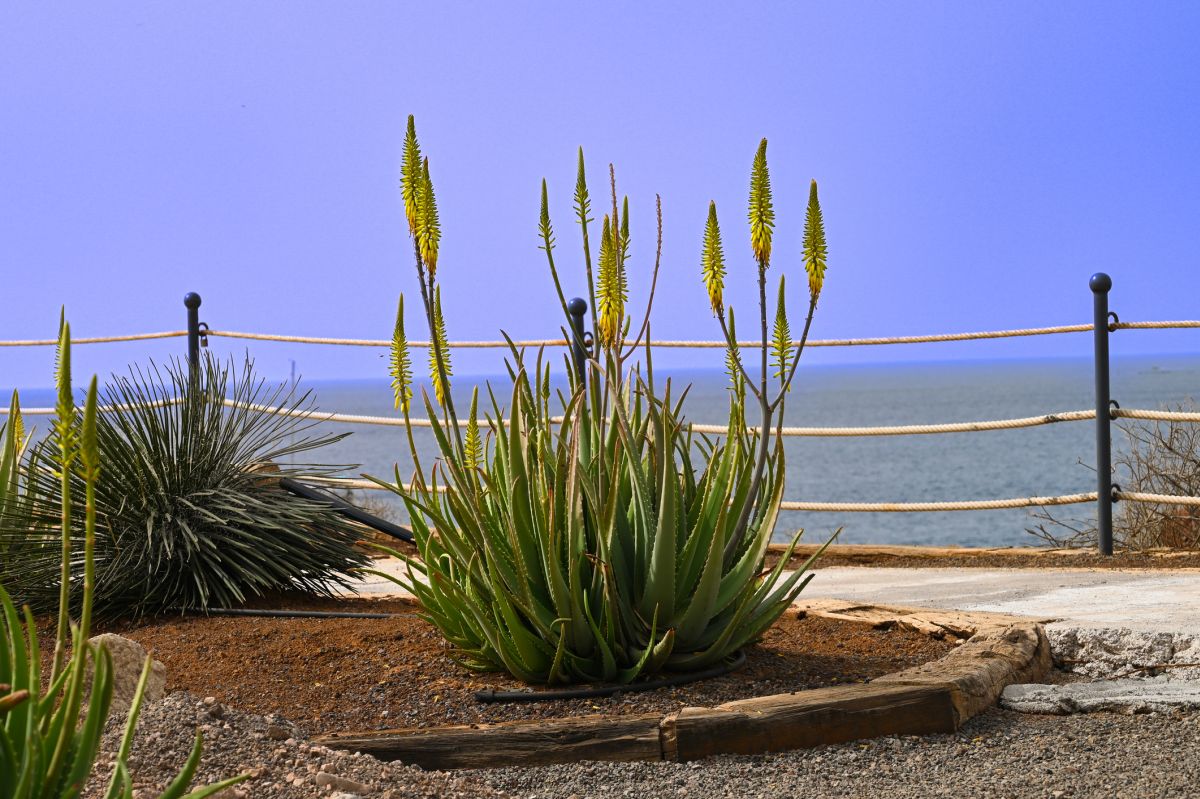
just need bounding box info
[2,3,1198,389]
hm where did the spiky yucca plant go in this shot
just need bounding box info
[378,120,832,684]
[0,322,246,799]
[1,355,369,618]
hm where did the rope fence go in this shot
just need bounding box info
[9,404,1199,436]
[0,331,187,347]
[5,319,1199,350]
[3,286,1199,551]
[198,320,1200,349]
[284,479,1200,512]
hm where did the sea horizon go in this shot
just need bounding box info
[6,351,1195,549]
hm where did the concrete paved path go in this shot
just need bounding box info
[802,567,1200,633]
[349,559,1200,633]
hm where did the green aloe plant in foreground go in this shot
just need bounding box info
[375,118,835,684]
[0,319,247,798]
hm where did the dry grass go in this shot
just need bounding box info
[1028,401,1200,550]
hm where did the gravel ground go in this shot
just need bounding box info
[81,692,505,799]
[81,686,1200,798]
[472,706,1200,799]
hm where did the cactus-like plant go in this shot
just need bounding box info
[0,321,246,799]
[1,355,368,619]
[377,121,833,684]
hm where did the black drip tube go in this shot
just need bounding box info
[279,476,414,543]
[474,649,747,703]
[173,607,408,619]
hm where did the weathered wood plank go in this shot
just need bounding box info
[661,683,956,762]
[794,598,1049,638]
[874,623,1052,724]
[315,712,665,769]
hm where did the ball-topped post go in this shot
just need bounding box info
[1090,273,1113,555]
[184,292,203,375]
[567,297,589,386]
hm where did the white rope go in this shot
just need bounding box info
[779,493,1098,512]
[302,475,447,493]
[688,410,1098,436]
[1114,321,1200,331]
[4,320,1197,350]
[206,330,569,349]
[203,326,1101,349]
[302,483,1104,510]
[0,331,187,347]
[1115,491,1200,507]
[1,401,180,416]
[11,403,1200,440]
[1112,408,1200,423]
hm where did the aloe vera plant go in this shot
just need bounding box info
[377,118,833,684]
[0,320,247,798]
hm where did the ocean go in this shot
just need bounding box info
[9,354,1198,547]
[291,354,1200,548]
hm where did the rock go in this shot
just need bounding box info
[1049,627,1200,680]
[1002,678,1200,715]
[266,723,290,740]
[87,633,166,713]
[315,771,372,793]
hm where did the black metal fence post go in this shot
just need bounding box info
[567,297,588,388]
[184,292,202,376]
[1091,272,1114,556]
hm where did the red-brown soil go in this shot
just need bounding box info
[89,596,954,737]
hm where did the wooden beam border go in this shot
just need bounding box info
[314,603,1050,769]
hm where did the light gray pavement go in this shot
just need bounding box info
[800,566,1200,634]
[350,559,1200,634]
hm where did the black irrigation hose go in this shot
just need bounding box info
[173,607,407,619]
[279,476,415,543]
[474,649,748,703]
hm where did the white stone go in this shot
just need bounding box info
[1002,678,1200,715]
[1048,627,1200,680]
[87,633,166,713]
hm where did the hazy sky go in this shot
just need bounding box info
[2,3,1198,390]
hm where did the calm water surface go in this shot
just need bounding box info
[295,354,1200,547]
[10,354,1198,547]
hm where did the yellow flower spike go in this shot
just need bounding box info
[619,195,630,263]
[724,306,745,410]
[400,115,423,236]
[53,315,78,461]
[574,147,591,224]
[803,179,827,299]
[417,157,441,276]
[596,214,624,348]
[701,200,726,316]
[8,391,24,457]
[464,387,482,470]
[538,179,555,253]
[80,376,99,480]
[771,275,792,388]
[390,295,414,412]
[428,286,452,406]
[748,138,775,267]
